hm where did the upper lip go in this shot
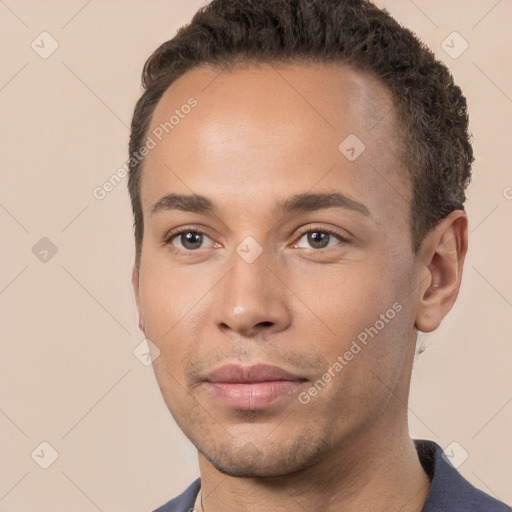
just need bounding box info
[206,364,306,383]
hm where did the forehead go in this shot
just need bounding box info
[140,62,410,230]
[147,62,396,152]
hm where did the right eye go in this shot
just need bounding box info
[164,228,217,252]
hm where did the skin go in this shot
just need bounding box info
[132,62,468,511]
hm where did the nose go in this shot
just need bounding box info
[211,249,291,338]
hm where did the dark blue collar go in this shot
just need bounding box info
[415,439,509,511]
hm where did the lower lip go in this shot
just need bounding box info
[206,381,304,410]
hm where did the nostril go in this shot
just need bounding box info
[257,321,274,328]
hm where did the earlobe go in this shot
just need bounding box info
[414,210,468,333]
[131,264,145,332]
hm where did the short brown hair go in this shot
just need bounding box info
[128,0,474,268]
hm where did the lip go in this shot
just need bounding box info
[204,364,307,410]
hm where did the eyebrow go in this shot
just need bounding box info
[151,193,216,215]
[272,192,370,217]
[150,192,370,217]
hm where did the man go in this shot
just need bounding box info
[128,0,510,510]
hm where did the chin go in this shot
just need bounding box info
[197,434,329,479]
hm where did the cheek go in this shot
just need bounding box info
[289,258,414,394]
[138,256,206,336]
[138,258,216,384]
[291,261,408,342]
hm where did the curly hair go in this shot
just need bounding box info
[128,0,474,268]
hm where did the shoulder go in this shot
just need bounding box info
[415,439,511,512]
[152,478,201,512]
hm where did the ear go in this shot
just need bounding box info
[131,264,145,333]
[415,210,468,333]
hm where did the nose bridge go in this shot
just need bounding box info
[211,246,289,336]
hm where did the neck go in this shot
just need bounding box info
[197,405,431,512]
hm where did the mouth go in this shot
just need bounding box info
[204,364,308,410]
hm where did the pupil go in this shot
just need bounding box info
[182,232,202,249]
[309,231,329,249]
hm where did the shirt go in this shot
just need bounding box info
[152,439,511,511]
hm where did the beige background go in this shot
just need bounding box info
[1,0,511,510]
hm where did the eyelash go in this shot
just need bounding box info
[164,224,350,253]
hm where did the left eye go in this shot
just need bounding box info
[294,230,344,250]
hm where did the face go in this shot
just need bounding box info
[133,62,421,477]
